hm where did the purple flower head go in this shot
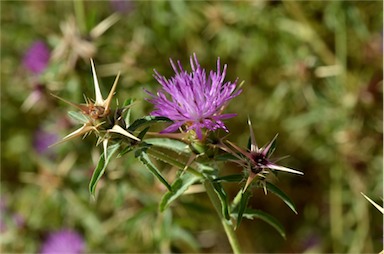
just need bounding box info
[41,229,85,254]
[33,127,58,155]
[147,54,241,140]
[23,40,51,75]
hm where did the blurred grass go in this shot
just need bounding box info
[1,1,382,253]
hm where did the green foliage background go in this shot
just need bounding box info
[1,1,382,253]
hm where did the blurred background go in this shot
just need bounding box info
[1,1,382,253]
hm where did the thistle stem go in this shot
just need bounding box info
[146,147,241,253]
[204,181,242,254]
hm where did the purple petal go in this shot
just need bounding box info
[147,54,241,139]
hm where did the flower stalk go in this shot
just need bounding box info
[204,181,242,254]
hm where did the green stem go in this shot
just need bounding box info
[146,146,241,253]
[204,181,242,254]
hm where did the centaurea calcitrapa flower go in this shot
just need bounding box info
[53,59,139,157]
[147,53,241,142]
[228,119,303,192]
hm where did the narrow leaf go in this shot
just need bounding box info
[239,208,286,239]
[213,174,243,183]
[128,116,171,132]
[137,151,172,191]
[236,190,252,229]
[266,182,298,214]
[160,173,199,211]
[122,98,134,126]
[145,138,190,154]
[68,111,89,124]
[211,182,230,220]
[138,127,150,140]
[89,143,120,196]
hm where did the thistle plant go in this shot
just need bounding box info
[56,55,303,253]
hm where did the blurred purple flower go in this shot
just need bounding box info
[23,40,50,75]
[12,214,25,228]
[147,53,241,140]
[301,232,321,250]
[33,128,58,154]
[41,229,85,254]
[110,0,134,14]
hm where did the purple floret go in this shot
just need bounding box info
[23,40,50,75]
[40,229,85,254]
[147,53,241,139]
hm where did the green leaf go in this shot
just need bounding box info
[237,208,286,239]
[211,181,230,220]
[138,127,150,140]
[213,174,244,183]
[144,138,190,154]
[122,98,134,126]
[266,182,298,214]
[128,116,171,132]
[68,111,89,124]
[236,190,252,229]
[89,143,120,196]
[137,150,172,191]
[160,172,199,211]
[119,145,135,157]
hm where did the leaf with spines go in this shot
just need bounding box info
[160,172,200,211]
[89,143,120,196]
